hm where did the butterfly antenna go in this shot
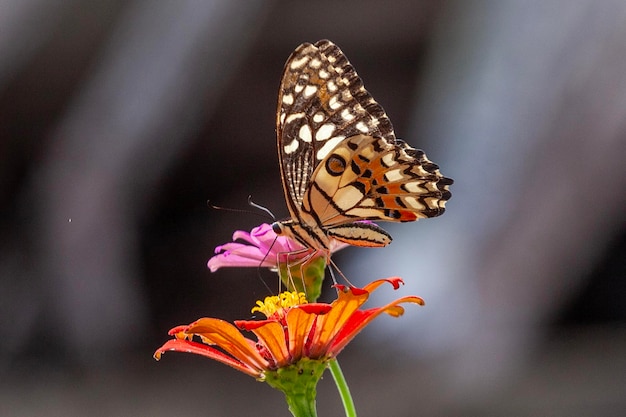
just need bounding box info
[207,199,274,221]
[247,196,276,220]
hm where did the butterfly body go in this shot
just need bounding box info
[272,40,452,254]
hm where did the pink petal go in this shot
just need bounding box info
[206,221,356,272]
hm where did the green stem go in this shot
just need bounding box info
[328,359,357,417]
[283,392,317,417]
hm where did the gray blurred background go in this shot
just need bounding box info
[1,1,625,416]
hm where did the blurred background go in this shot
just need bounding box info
[1,0,625,416]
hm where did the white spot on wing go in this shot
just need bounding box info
[403,182,423,193]
[346,208,384,218]
[299,124,312,143]
[313,112,325,123]
[309,58,322,68]
[285,112,305,124]
[282,94,294,105]
[381,153,396,167]
[303,85,318,97]
[319,69,329,79]
[329,95,341,110]
[334,186,363,209]
[327,81,338,92]
[284,138,299,154]
[316,135,345,160]
[384,168,403,182]
[404,196,425,210]
[290,56,309,70]
[341,108,354,122]
[294,84,304,93]
[355,121,369,133]
[315,123,335,141]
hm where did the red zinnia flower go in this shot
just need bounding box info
[154,277,423,379]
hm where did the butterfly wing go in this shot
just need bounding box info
[276,40,395,222]
[276,40,452,249]
[305,134,453,226]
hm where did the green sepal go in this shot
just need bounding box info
[264,357,328,417]
[278,256,326,302]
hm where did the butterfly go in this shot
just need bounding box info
[271,40,452,256]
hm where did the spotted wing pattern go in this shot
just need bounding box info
[274,40,452,251]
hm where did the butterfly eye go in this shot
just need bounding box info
[272,222,284,235]
[325,154,346,176]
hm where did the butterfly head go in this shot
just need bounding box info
[272,218,332,253]
[271,221,286,236]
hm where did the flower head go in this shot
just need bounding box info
[154,277,423,379]
[207,223,352,302]
[207,223,348,272]
[251,291,309,319]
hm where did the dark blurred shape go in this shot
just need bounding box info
[0,0,271,365]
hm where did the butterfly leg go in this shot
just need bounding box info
[326,257,356,288]
[276,248,329,298]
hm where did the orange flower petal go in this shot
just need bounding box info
[184,317,269,371]
[306,287,370,357]
[286,307,318,361]
[156,277,422,381]
[154,339,263,378]
[328,295,424,355]
[249,321,291,367]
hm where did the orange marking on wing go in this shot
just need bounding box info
[375,195,419,221]
[397,211,418,221]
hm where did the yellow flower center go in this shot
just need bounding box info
[251,291,308,318]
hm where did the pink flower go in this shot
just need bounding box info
[207,223,349,272]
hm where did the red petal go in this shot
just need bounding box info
[167,325,188,336]
[154,339,263,378]
[306,287,370,357]
[362,277,404,292]
[328,295,424,355]
[296,303,332,315]
[235,319,275,331]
